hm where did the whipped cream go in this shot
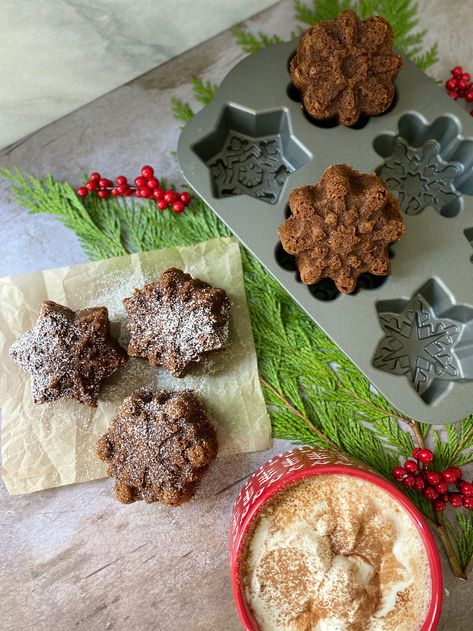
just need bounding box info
[242,474,431,631]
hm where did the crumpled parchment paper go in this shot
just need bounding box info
[0,237,271,495]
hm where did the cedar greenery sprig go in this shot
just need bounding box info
[2,164,473,578]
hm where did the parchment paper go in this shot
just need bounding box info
[0,237,271,495]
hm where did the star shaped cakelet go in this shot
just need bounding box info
[9,301,128,406]
[290,8,403,126]
[123,268,231,378]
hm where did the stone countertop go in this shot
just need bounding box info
[0,0,276,150]
[1,1,473,629]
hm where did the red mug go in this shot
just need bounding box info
[230,447,443,631]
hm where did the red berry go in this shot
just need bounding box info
[164,190,178,204]
[124,188,133,196]
[147,177,160,189]
[135,190,141,198]
[463,497,473,509]
[153,188,165,200]
[462,72,471,82]
[449,467,462,480]
[117,185,129,195]
[466,91,473,103]
[116,176,127,186]
[157,199,168,210]
[446,78,458,91]
[134,176,147,188]
[435,481,448,494]
[448,90,459,100]
[452,66,464,78]
[89,171,101,182]
[425,471,441,486]
[141,187,153,198]
[141,165,154,179]
[448,493,463,508]
[98,190,109,199]
[417,449,433,464]
[77,187,88,197]
[458,79,469,90]
[423,487,439,501]
[99,178,113,188]
[412,447,422,459]
[172,201,185,213]
[433,499,446,512]
[442,469,457,483]
[458,480,473,496]
[180,192,192,206]
[414,477,425,491]
[404,460,418,473]
[86,180,98,191]
[392,466,406,481]
[403,475,416,488]
[111,188,120,196]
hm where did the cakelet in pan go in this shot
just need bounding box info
[290,8,403,126]
[124,267,230,378]
[9,300,127,406]
[278,164,405,294]
[97,387,218,505]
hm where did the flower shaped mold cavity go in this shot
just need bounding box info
[192,106,310,204]
[373,279,473,405]
[375,113,473,218]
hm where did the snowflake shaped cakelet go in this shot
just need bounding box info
[9,301,128,406]
[278,164,405,294]
[378,139,464,217]
[124,268,231,378]
[97,388,218,505]
[290,9,403,126]
[373,296,462,401]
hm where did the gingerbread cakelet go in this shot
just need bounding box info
[123,268,231,378]
[97,387,218,505]
[9,300,127,406]
[278,164,405,294]
[290,9,403,126]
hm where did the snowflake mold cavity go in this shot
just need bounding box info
[192,105,311,204]
[373,279,473,405]
[374,113,473,218]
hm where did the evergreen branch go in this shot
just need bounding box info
[171,97,194,123]
[191,76,218,105]
[231,27,284,53]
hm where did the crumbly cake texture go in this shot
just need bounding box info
[278,164,405,294]
[123,268,231,378]
[9,300,127,406]
[290,9,403,126]
[96,387,218,505]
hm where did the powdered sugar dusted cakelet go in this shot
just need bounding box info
[97,387,218,505]
[124,267,231,377]
[9,300,127,406]
[242,474,431,631]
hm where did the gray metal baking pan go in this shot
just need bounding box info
[177,39,473,424]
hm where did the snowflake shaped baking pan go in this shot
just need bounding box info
[178,38,473,423]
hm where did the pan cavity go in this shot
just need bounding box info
[374,113,473,218]
[192,105,311,204]
[373,278,473,405]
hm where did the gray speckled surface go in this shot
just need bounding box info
[1,1,472,629]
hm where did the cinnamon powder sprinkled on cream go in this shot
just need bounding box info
[242,475,431,631]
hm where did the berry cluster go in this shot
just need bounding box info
[392,448,473,512]
[445,65,473,115]
[76,166,192,213]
